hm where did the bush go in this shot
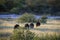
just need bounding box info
[40,15,48,24]
[10,27,35,40]
[17,13,36,23]
[10,7,20,13]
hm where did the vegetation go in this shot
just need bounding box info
[40,15,48,24]
[10,27,60,40]
[17,13,48,23]
[0,0,60,16]
[10,27,35,40]
[17,13,36,23]
[0,38,8,40]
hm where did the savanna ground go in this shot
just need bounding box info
[0,19,60,40]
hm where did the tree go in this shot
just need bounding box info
[13,0,25,8]
[10,7,20,13]
[0,0,6,4]
[48,0,60,7]
[17,13,36,23]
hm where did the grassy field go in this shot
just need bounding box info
[0,19,60,40]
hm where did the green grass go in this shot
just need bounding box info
[10,27,60,40]
[34,34,60,40]
[0,34,60,40]
[0,26,60,40]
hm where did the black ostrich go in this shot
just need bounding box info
[36,21,41,27]
[30,23,34,28]
[25,23,29,29]
[14,24,20,29]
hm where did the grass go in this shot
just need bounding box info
[0,34,60,40]
[0,20,60,40]
[10,27,60,40]
[34,34,60,40]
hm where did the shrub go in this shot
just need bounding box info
[10,7,20,13]
[17,13,36,23]
[40,15,48,24]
